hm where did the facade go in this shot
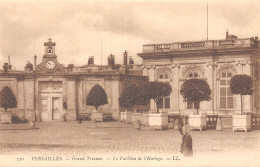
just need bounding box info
[138,35,260,127]
[0,39,147,121]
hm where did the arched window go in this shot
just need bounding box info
[48,47,52,54]
[157,72,171,109]
[219,71,233,109]
[158,73,170,80]
[186,71,200,109]
[187,71,200,78]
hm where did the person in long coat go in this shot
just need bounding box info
[179,124,193,157]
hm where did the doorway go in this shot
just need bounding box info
[40,95,62,121]
[39,81,62,121]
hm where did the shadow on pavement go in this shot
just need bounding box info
[0,128,40,131]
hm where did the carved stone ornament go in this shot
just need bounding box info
[36,58,66,73]
[171,63,180,68]
[155,66,172,80]
[181,64,204,77]
[216,63,236,76]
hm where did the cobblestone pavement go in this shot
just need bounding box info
[0,121,260,156]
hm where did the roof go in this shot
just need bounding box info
[44,38,56,46]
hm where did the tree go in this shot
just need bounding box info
[230,74,253,114]
[119,83,149,112]
[180,78,211,114]
[145,82,172,113]
[135,83,150,112]
[0,86,17,112]
[86,84,108,110]
[119,84,137,110]
[68,64,74,69]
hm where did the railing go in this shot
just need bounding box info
[181,42,205,48]
[167,113,260,130]
[142,38,256,53]
[168,114,189,125]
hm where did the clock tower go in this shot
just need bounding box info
[36,38,65,73]
[44,38,57,58]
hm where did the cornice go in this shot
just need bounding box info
[138,47,255,59]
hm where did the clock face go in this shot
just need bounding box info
[46,60,56,69]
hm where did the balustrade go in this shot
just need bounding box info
[181,42,206,48]
[157,44,170,49]
[142,38,255,53]
[219,40,235,47]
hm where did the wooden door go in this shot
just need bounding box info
[41,97,50,121]
[52,97,61,120]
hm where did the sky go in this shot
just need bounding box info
[0,0,260,70]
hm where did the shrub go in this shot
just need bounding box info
[180,78,211,114]
[145,82,172,113]
[0,86,17,112]
[230,74,253,114]
[86,84,108,110]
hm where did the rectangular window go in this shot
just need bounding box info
[187,100,193,109]
[187,100,199,109]
[165,97,170,109]
[219,79,233,109]
[220,87,226,96]
[220,80,226,85]
[227,97,233,109]
[158,99,163,109]
[220,97,226,109]
[159,97,170,109]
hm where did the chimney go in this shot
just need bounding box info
[34,55,37,70]
[3,63,8,73]
[255,36,258,40]
[88,56,94,65]
[24,61,33,71]
[123,50,128,66]
[108,54,115,69]
[226,29,229,40]
[7,55,12,70]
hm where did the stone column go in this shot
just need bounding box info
[66,80,76,120]
[78,80,84,113]
[178,65,186,113]
[143,66,148,76]
[24,80,34,121]
[213,63,218,114]
[148,65,156,111]
[34,78,40,121]
[111,80,120,120]
[171,63,180,113]
[17,80,25,120]
[204,63,214,114]
[234,61,243,113]
[242,61,253,113]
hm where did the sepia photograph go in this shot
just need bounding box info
[0,0,260,166]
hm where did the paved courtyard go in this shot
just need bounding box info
[0,121,260,166]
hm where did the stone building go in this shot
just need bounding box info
[0,39,147,121]
[138,34,260,127]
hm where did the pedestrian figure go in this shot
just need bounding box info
[78,118,82,123]
[178,122,193,157]
[135,119,141,130]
